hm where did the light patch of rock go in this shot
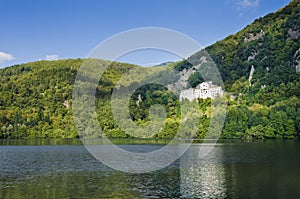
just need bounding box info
[294,48,300,73]
[244,30,264,43]
[248,65,255,86]
[168,56,208,91]
[248,50,258,61]
[288,29,300,40]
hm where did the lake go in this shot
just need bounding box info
[0,139,300,198]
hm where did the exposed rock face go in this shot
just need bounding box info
[244,30,264,43]
[63,99,69,109]
[288,29,300,40]
[248,65,255,86]
[248,50,258,61]
[167,56,208,91]
[294,48,300,73]
[136,94,142,107]
[296,65,300,73]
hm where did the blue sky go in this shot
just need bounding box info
[0,0,291,68]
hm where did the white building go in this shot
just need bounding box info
[180,81,224,101]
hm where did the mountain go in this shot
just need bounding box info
[154,61,175,67]
[0,0,299,139]
[177,0,300,139]
[205,0,300,93]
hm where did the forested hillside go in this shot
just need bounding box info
[0,59,137,138]
[179,0,300,139]
[0,0,299,139]
[211,0,300,138]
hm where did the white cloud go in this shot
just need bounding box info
[45,54,59,61]
[0,51,15,64]
[237,0,260,8]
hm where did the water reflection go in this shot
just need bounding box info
[180,144,226,198]
[180,141,300,198]
[221,142,300,199]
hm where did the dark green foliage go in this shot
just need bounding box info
[173,59,192,71]
[128,83,178,122]
[187,72,204,88]
[222,97,300,139]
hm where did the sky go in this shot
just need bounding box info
[0,0,292,68]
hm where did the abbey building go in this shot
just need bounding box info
[179,81,224,101]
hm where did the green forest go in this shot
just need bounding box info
[0,0,299,139]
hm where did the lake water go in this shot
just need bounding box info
[0,139,299,198]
